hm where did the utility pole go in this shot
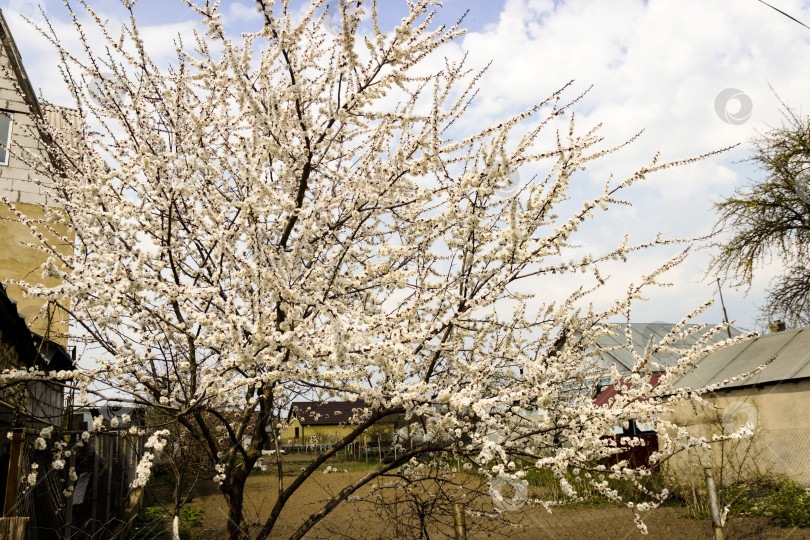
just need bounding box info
[716,278,732,339]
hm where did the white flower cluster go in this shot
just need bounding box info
[212,464,226,485]
[131,430,170,489]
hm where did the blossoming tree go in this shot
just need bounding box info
[3,0,751,538]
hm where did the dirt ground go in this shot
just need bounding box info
[141,456,810,539]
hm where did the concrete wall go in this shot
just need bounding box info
[663,379,810,486]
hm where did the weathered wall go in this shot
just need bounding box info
[662,380,810,486]
[0,41,61,206]
[0,202,72,343]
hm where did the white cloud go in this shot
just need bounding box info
[449,0,810,329]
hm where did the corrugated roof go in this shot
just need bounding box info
[671,326,810,391]
[43,103,81,148]
[594,373,663,407]
[594,323,744,377]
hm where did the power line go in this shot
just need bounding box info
[757,0,810,32]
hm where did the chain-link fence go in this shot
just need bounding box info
[663,427,810,490]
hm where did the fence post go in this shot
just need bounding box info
[3,429,23,517]
[106,436,113,525]
[704,467,724,540]
[453,503,467,540]
[91,436,100,536]
[64,439,76,538]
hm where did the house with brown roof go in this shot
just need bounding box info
[280,401,397,447]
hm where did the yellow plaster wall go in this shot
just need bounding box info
[0,201,73,345]
[280,419,358,445]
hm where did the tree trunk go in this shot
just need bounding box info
[223,480,247,540]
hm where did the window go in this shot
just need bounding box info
[0,111,12,166]
[295,427,300,439]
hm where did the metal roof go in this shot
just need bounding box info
[671,326,810,391]
[594,323,744,377]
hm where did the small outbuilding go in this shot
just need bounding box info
[281,400,395,446]
[665,326,810,485]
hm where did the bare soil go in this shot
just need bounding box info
[144,455,810,539]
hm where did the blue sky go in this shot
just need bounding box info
[4,0,810,332]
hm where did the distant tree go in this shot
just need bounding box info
[709,100,810,328]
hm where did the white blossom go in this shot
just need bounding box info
[0,0,752,535]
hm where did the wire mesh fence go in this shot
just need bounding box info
[663,427,810,490]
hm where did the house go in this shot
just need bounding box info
[590,322,744,467]
[663,326,810,485]
[0,7,93,536]
[0,7,77,347]
[282,400,370,445]
[281,401,397,448]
